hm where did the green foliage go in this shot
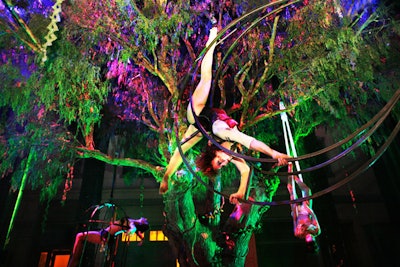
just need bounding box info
[0,26,17,50]
[0,63,24,110]
[2,109,78,201]
[131,10,191,57]
[30,37,109,136]
[263,174,280,199]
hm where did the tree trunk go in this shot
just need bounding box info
[162,173,272,266]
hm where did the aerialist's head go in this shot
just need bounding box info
[295,221,319,239]
[196,144,233,178]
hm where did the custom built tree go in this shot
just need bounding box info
[0,0,399,266]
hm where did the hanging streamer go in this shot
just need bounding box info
[41,0,64,63]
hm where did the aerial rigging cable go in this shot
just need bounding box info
[280,101,304,182]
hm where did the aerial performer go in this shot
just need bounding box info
[159,19,290,204]
[67,216,149,267]
[287,163,321,252]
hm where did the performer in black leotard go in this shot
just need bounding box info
[159,25,290,204]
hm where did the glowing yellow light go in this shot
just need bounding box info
[121,232,142,242]
[149,230,168,241]
[121,230,168,242]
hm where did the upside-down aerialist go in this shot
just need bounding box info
[159,23,290,204]
[287,163,321,252]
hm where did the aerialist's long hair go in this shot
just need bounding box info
[196,143,220,178]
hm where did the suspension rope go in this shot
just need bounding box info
[280,101,304,184]
[280,101,307,202]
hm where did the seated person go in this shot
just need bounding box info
[67,216,149,267]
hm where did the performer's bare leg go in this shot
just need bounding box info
[159,26,218,194]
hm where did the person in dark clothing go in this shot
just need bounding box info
[159,26,289,204]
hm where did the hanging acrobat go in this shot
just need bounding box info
[287,163,321,252]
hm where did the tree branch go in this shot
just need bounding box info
[76,147,162,178]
